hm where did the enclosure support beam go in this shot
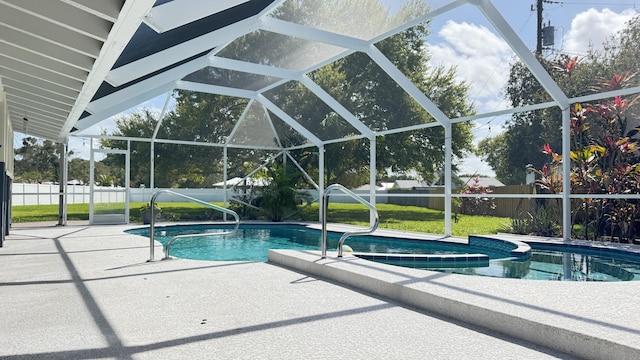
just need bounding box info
[285,151,319,190]
[150,92,173,190]
[370,136,377,227]
[472,0,568,106]
[444,123,453,237]
[223,146,228,221]
[318,145,325,223]
[300,76,374,138]
[562,106,571,241]
[57,140,67,226]
[366,45,451,126]
[89,138,94,224]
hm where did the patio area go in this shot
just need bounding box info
[1,222,639,359]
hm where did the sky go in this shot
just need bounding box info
[24,0,639,177]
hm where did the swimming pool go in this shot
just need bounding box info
[126,223,640,281]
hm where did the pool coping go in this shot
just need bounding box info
[268,248,640,360]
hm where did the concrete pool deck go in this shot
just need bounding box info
[1,223,639,359]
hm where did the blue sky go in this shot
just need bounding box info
[64,0,638,177]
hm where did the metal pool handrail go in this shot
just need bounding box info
[321,184,379,258]
[147,189,239,261]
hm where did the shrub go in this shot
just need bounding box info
[458,177,496,216]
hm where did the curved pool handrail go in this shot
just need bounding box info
[148,189,240,261]
[321,184,379,258]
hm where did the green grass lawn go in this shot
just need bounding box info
[12,202,509,237]
[301,203,510,237]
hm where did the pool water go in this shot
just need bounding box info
[389,250,640,281]
[126,224,640,281]
[128,224,508,261]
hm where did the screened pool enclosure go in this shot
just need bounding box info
[1,0,639,241]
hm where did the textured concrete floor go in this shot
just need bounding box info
[0,222,634,359]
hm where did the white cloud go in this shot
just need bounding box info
[428,21,512,177]
[563,8,636,54]
[428,21,513,110]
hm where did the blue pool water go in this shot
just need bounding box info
[128,224,510,261]
[126,224,640,281]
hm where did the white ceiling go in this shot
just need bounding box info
[0,0,153,142]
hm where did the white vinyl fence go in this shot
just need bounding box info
[12,183,389,206]
[12,183,127,205]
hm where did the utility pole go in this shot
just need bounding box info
[534,0,557,55]
[536,0,543,54]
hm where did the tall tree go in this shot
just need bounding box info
[101,110,156,187]
[67,158,90,185]
[477,133,510,183]
[103,0,475,188]
[262,1,475,185]
[101,100,250,188]
[14,137,60,183]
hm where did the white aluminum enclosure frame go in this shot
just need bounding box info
[74,0,640,239]
[89,141,130,225]
[2,0,629,240]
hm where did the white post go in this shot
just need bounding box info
[125,140,131,223]
[444,123,452,236]
[89,138,94,224]
[318,145,325,222]
[223,146,228,221]
[58,140,67,225]
[562,107,571,241]
[150,141,155,190]
[369,136,376,226]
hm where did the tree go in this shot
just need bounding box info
[103,0,475,189]
[14,137,60,183]
[68,158,90,185]
[101,107,235,188]
[262,2,475,185]
[477,133,512,183]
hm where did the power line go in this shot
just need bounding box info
[559,1,637,5]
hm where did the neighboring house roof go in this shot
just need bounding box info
[353,184,385,191]
[458,177,505,188]
[380,182,395,190]
[212,177,268,188]
[393,180,429,189]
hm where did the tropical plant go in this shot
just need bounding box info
[254,162,312,221]
[140,202,162,224]
[457,177,496,216]
[530,73,640,242]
